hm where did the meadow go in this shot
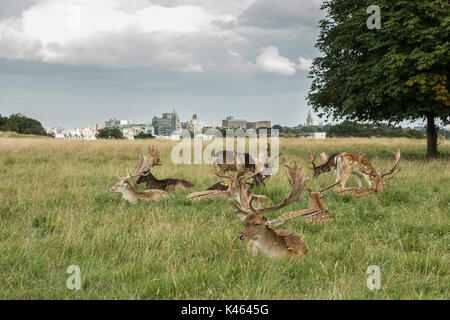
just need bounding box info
[0,137,448,299]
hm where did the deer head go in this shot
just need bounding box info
[358,150,401,192]
[309,150,331,178]
[109,153,155,193]
[238,213,284,240]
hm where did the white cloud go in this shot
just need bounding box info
[0,0,315,75]
[255,46,311,76]
[296,56,313,71]
[256,46,296,76]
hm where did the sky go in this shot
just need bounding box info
[0,0,328,128]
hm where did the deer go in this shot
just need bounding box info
[186,152,277,206]
[336,150,401,198]
[276,180,342,223]
[136,145,194,191]
[212,143,273,189]
[234,158,310,259]
[309,150,376,188]
[109,155,169,203]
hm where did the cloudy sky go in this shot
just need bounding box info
[0,0,326,128]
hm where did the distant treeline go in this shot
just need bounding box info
[0,113,52,137]
[273,121,427,139]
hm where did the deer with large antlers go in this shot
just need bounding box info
[309,151,376,188]
[136,146,194,191]
[235,158,309,259]
[109,155,169,203]
[186,152,274,206]
[336,150,401,198]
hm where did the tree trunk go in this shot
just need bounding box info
[426,113,438,158]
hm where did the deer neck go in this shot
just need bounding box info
[121,185,139,202]
[145,171,160,183]
[309,193,326,210]
[253,227,284,257]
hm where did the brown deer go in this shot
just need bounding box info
[276,180,341,223]
[136,146,194,191]
[109,156,169,203]
[186,152,276,206]
[336,150,401,198]
[212,143,273,188]
[309,151,376,188]
[234,158,309,259]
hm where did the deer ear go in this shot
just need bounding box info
[240,215,246,221]
[265,219,284,227]
[319,152,328,163]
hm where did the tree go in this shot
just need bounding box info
[96,128,123,139]
[308,0,449,157]
[3,113,47,136]
[134,132,155,139]
[0,114,7,130]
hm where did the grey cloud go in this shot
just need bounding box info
[238,0,325,29]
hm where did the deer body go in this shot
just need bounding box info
[310,151,375,188]
[240,213,308,258]
[137,172,193,191]
[336,150,401,198]
[335,152,376,188]
[109,181,169,203]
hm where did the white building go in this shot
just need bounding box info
[120,123,155,139]
[309,132,326,139]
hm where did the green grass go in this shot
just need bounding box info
[0,137,448,299]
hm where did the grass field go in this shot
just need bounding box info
[0,137,448,299]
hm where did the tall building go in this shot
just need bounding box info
[306,110,313,127]
[152,110,181,136]
[187,114,203,134]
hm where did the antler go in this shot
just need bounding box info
[210,157,236,180]
[239,152,266,183]
[308,150,316,168]
[381,149,401,177]
[318,180,342,193]
[249,158,307,215]
[147,145,161,167]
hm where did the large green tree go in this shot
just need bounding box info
[2,113,47,136]
[308,0,449,157]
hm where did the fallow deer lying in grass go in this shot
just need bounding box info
[309,150,376,188]
[336,150,401,198]
[211,143,273,189]
[276,180,341,223]
[136,146,194,191]
[109,155,169,203]
[186,152,276,206]
[234,158,310,259]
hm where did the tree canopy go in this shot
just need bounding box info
[95,128,123,139]
[0,113,48,136]
[308,0,449,157]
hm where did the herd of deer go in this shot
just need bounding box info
[109,145,401,260]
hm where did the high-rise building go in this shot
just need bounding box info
[306,110,313,127]
[152,110,181,136]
